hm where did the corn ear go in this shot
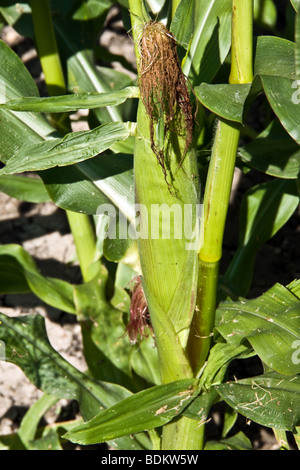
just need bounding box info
[134,98,200,382]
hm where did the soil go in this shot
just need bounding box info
[0,4,299,451]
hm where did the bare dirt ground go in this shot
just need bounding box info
[0,5,299,450]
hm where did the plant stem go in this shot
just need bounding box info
[229,0,254,84]
[30,0,98,283]
[30,0,65,96]
[187,0,254,376]
[66,211,98,283]
[161,416,205,450]
[30,0,69,134]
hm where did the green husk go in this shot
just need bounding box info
[133,20,200,382]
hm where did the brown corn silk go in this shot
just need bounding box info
[126,276,151,344]
[138,21,193,188]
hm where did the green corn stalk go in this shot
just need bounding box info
[186,0,254,376]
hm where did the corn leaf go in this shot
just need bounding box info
[183,0,232,84]
[64,378,199,445]
[0,312,150,449]
[0,86,139,113]
[254,36,300,144]
[238,120,300,179]
[194,83,252,123]
[216,283,300,376]
[205,432,252,450]
[0,121,136,175]
[73,266,133,388]
[0,175,51,203]
[170,0,194,49]
[296,3,300,76]
[0,244,76,314]
[0,35,135,217]
[216,372,300,432]
[0,312,131,419]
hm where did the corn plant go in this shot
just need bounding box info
[0,0,299,451]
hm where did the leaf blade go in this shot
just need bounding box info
[216,372,300,432]
[0,122,136,175]
[216,283,300,375]
[64,378,199,445]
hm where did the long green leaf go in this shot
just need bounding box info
[0,175,51,203]
[216,372,300,432]
[64,378,199,445]
[254,36,300,144]
[170,0,194,49]
[238,120,300,179]
[216,283,300,376]
[254,36,296,79]
[0,30,135,217]
[0,121,136,175]
[41,154,135,217]
[18,394,59,449]
[0,86,139,113]
[260,75,300,145]
[0,244,76,314]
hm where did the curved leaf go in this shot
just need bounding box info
[254,36,300,144]
[216,372,300,432]
[205,432,252,450]
[254,36,296,79]
[41,154,135,217]
[0,311,150,449]
[291,0,300,12]
[0,122,136,175]
[238,120,300,179]
[0,244,76,314]
[0,175,51,203]
[73,266,133,388]
[216,283,300,376]
[0,86,139,113]
[194,83,252,123]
